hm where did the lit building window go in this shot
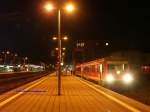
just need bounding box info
[76,42,85,47]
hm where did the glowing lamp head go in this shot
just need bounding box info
[7,51,10,54]
[61,62,64,66]
[63,36,68,40]
[55,48,59,50]
[62,48,66,51]
[106,74,115,83]
[65,3,75,13]
[45,3,54,12]
[123,73,133,84]
[116,70,121,74]
[53,37,57,40]
[62,52,65,56]
[15,54,18,57]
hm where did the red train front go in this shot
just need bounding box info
[75,57,134,85]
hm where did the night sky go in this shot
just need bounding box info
[0,0,150,63]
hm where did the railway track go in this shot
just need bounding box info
[0,71,50,94]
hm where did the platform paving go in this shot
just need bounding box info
[0,73,149,112]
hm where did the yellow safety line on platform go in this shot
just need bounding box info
[76,77,141,112]
[0,76,48,107]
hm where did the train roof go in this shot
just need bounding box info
[76,56,128,67]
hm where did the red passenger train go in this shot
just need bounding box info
[75,57,134,85]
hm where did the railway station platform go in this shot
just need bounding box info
[0,72,149,112]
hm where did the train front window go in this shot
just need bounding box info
[108,64,128,73]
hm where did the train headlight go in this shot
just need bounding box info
[123,73,133,84]
[106,74,115,83]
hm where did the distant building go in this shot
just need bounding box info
[72,39,111,65]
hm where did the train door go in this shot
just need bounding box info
[98,64,103,84]
[81,66,83,78]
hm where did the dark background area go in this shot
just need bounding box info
[0,0,150,64]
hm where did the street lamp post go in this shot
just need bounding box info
[58,9,61,95]
[44,2,75,96]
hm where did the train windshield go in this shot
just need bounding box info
[108,64,128,72]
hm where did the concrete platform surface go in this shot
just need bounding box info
[0,72,149,112]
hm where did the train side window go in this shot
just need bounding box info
[108,64,115,71]
[92,65,95,72]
